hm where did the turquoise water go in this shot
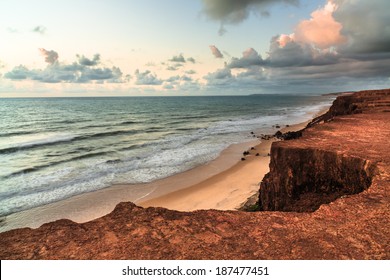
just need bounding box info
[0,94,333,216]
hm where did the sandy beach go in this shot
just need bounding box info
[139,122,307,211]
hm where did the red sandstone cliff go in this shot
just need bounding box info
[0,89,389,260]
[259,90,390,212]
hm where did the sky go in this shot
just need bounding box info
[0,0,389,96]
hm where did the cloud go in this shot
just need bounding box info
[166,65,179,71]
[5,50,124,83]
[77,54,100,66]
[162,75,197,91]
[277,0,390,57]
[203,0,390,91]
[292,1,346,49]
[169,54,186,63]
[209,45,224,58]
[166,63,183,71]
[39,48,59,65]
[187,57,196,63]
[332,0,390,55]
[4,65,30,80]
[218,25,227,36]
[7,27,19,33]
[203,68,233,85]
[32,25,47,35]
[201,0,299,24]
[266,36,339,67]
[163,84,175,90]
[166,54,196,70]
[185,70,197,75]
[134,69,162,85]
[228,48,264,68]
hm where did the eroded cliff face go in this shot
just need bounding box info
[260,147,377,212]
[0,89,389,260]
[260,89,390,212]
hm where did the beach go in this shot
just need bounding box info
[139,121,308,211]
[0,108,320,233]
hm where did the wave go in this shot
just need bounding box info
[2,151,111,179]
[75,129,141,141]
[81,120,139,129]
[0,129,142,155]
[0,135,76,155]
[0,130,36,138]
[120,120,139,125]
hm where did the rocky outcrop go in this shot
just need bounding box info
[259,89,390,212]
[0,89,389,260]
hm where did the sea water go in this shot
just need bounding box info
[0,94,334,216]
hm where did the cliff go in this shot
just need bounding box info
[0,89,389,260]
[259,89,390,212]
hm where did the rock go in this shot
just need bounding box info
[274,131,283,138]
[251,147,255,150]
[255,153,260,156]
[280,130,303,140]
[241,157,246,161]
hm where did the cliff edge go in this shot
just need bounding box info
[0,89,389,260]
[259,89,390,212]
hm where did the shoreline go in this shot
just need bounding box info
[0,106,330,233]
[138,120,308,211]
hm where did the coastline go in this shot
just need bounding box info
[0,105,330,233]
[1,89,388,260]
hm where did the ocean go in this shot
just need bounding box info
[0,94,334,217]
